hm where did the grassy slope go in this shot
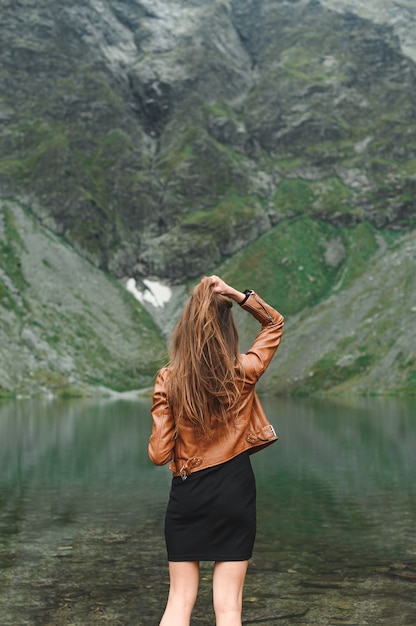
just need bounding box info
[0,199,166,397]
[215,219,415,395]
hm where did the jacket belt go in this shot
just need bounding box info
[246,424,278,444]
[177,456,203,481]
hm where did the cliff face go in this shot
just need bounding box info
[1,0,415,283]
[321,0,416,62]
[1,0,415,396]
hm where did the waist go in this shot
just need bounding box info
[170,451,251,485]
[170,423,278,480]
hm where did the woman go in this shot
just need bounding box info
[148,275,284,626]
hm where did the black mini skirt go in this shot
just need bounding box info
[165,451,256,562]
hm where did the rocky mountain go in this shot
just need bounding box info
[0,0,415,396]
[1,0,416,281]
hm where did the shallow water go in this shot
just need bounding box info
[0,396,415,625]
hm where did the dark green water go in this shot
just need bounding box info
[0,396,415,625]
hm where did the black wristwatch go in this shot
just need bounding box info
[239,289,253,306]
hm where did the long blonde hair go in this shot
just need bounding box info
[167,277,241,436]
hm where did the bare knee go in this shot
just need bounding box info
[213,588,242,614]
[167,584,197,610]
[214,594,242,621]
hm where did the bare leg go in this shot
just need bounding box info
[212,560,249,626]
[159,561,200,626]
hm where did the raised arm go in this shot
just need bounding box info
[209,275,284,381]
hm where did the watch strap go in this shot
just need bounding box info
[239,289,253,306]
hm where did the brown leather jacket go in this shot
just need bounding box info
[148,292,284,479]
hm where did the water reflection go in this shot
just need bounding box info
[0,398,155,483]
[0,396,415,625]
[254,397,416,558]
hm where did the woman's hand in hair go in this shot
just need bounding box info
[209,276,245,303]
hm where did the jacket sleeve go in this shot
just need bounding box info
[239,292,284,383]
[148,368,176,466]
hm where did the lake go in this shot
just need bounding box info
[0,396,415,625]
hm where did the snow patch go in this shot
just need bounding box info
[126,278,172,308]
